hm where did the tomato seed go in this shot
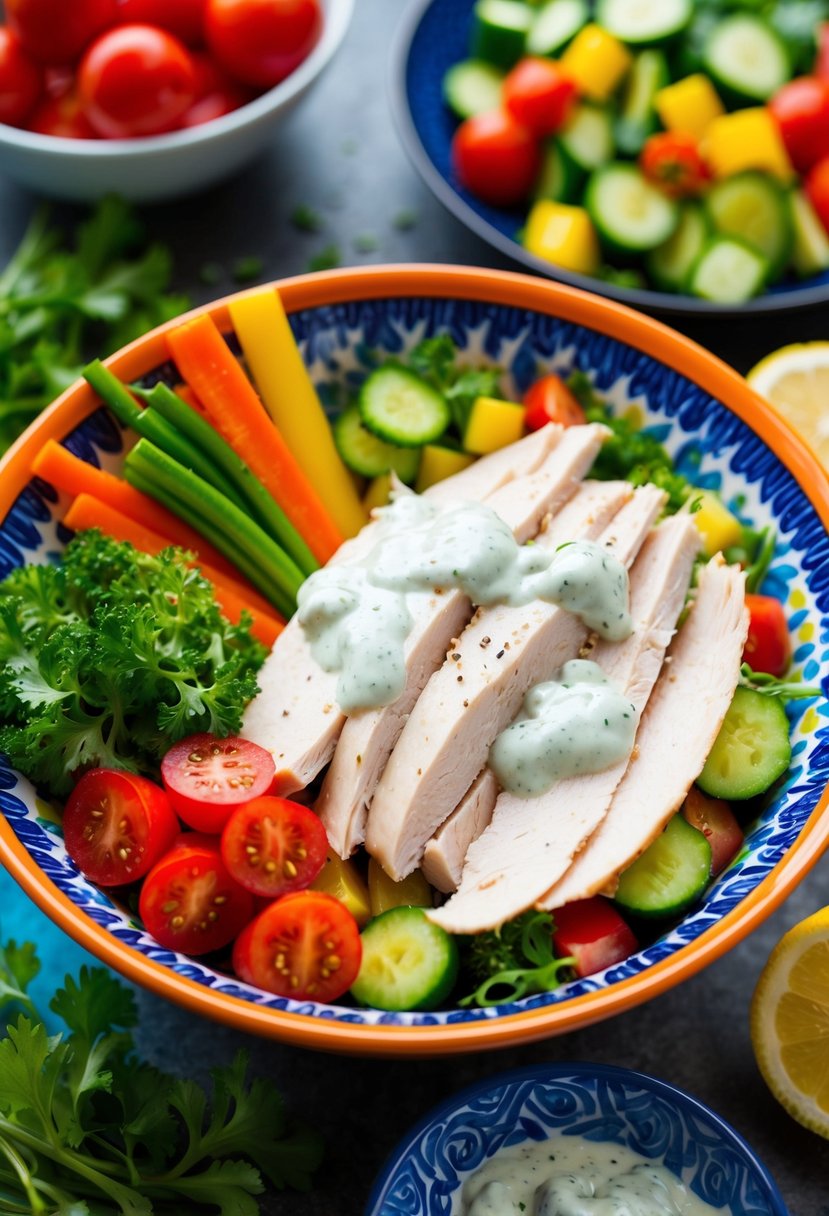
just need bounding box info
[283,860,298,878]
[275,952,286,969]
[325,954,341,970]
[264,860,277,873]
[171,915,185,928]
[162,901,178,913]
[295,845,307,860]
[213,895,227,905]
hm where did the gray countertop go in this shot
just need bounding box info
[1,1,828,1211]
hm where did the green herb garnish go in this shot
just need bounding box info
[232,256,264,284]
[407,334,502,436]
[291,204,324,233]
[307,245,342,272]
[460,911,573,1007]
[739,663,822,701]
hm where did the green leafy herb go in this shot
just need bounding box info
[0,198,187,455]
[392,209,419,232]
[460,911,573,1007]
[199,262,224,287]
[743,525,776,595]
[307,245,342,272]
[739,663,822,701]
[0,943,321,1213]
[407,335,502,435]
[232,257,263,285]
[353,233,379,254]
[290,205,324,234]
[0,531,266,798]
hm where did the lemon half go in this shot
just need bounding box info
[747,342,829,468]
[750,906,829,1138]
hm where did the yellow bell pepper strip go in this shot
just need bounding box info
[692,491,744,557]
[367,858,432,916]
[655,74,725,141]
[704,108,794,181]
[523,200,601,275]
[363,472,394,513]
[560,24,632,101]
[311,851,372,926]
[415,444,476,492]
[463,396,526,454]
[228,289,368,538]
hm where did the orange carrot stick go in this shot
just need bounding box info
[172,382,206,416]
[165,315,343,564]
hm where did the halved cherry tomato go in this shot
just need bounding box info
[640,132,711,198]
[28,90,97,137]
[232,891,361,1001]
[161,733,275,833]
[0,28,42,126]
[78,24,197,138]
[116,0,207,47]
[769,76,829,174]
[221,796,328,898]
[682,787,743,877]
[139,838,254,953]
[743,593,791,678]
[806,155,829,235]
[452,109,541,208]
[205,0,322,89]
[7,0,118,64]
[523,373,586,431]
[502,57,577,138]
[180,51,252,127]
[552,897,638,978]
[63,769,179,887]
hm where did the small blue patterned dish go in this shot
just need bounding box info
[365,1063,789,1215]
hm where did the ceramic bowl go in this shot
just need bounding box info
[391,0,829,318]
[0,0,353,203]
[365,1063,789,1215]
[1,265,828,1056]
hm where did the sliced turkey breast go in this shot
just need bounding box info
[421,769,499,894]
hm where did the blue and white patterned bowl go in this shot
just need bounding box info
[365,1063,789,1215]
[0,265,827,1053]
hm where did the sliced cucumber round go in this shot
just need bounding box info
[350,906,459,1012]
[526,0,588,57]
[559,103,615,174]
[614,48,669,157]
[687,236,770,303]
[697,686,792,801]
[443,59,505,120]
[332,407,421,483]
[703,14,791,103]
[472,0,534,69]
[586,163,679,255]
[614,813,712,920]
[704,172,792,282]
[534,140,584,203]
[646,201,710,293]
[359,365,450,447]
[597,0,692,46]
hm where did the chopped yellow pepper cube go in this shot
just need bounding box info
[367,858,432,917]
[560,23,632,101]
[655,74,725,140]
[523,200,601,276]
[415,445,475,493]
[362,472,393,514]
[704,108,794,181]
[693,491,743,557]
[311,851,372,926]
[463,396,526,455]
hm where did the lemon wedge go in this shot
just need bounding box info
[747,342,829,467]
[750,906,829,1138]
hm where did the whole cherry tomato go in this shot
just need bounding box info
[452,109,541,207]
[805,155,829,235]
[523,373,586,431]
[78,24,197,138]
[160,732,276,833]
[640,132,711,197]
[0,27,42,126]
[180,51,252,126]
[6,0,118,64]
[28,89,97,136]
[116,0,207,47]
[205,0,322,89]
[769,76,829,174]
[502,57,577,138]
[743,593,791,678]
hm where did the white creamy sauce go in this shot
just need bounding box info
[489,659,638,797]
[460,1133,726,1216]
[297,494,631,713]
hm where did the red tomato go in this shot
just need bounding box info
[232,891,361,1001]
[180,51,252,126]
[0,28,42,125]
[161,733,276,833]
[743,593,791,678]
[769,77,829,174]
[502,58,577,138]
[682,787,743,877]
[640,131,711,197]
[806,155,829,234]
[452,110,541,207]
[552,897,638,978]
[44,65,74,98]
[816,23,829,80]
[139,838,254,953]
[221,796,327,898]
[78,24,197,138]
[6,0,118,64]
[116,0,207,46]
[63,769,179,887]
[205,0,322,89]
[28,90,97,136]
[523,373,586,431]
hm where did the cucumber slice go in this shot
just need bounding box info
[704,172,792,282]
[614,49,669,157]
[472,0,534,68]
[349,906,459,1012]
[526,0,588,57]
[696,686,792,800]
[586,163,679,255]
[443,59,505,120]
[359,365,450,447]
[534,140,584,202]
[790,189,829,277]
[332,407,421,483]
[597,0,692,46]
[688,236,770,303]
[703,14,791,103]
[645,201,710,293]
[559,103,615,173]
[614,814,712,920]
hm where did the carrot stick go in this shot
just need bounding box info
[62,494,284,646]
[172,382,206,415]
[166,315,343,564]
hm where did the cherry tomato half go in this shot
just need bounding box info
[116,0,207,47]
[452,109,541,208]
[806,155,829,235]
[232,891,361,1001]
[552,897,638,978]
[180,51,252,127]
[0,27,42,126]
[769,76,829,175]
[7,0,118,65]
[139,838,254,953]
[161,733,276,833]
[63,769,180,887]
[502,57,577,138]
[221,796,328,898]
[523,373,586,431]
[78,24,196,138]
[205,0,322,89]
[682,787,743,877]
[640,132,711,198]
[743,593,791,678]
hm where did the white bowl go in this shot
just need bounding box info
[0,0,353,202]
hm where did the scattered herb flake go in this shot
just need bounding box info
[308,245,342,272]
[291,204,324,233]
[353,233,379,254]
[393,208,419,231]
[233,255,264,284]
[199,261,224,286]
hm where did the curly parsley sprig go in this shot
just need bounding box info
[460,912,574,1008]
